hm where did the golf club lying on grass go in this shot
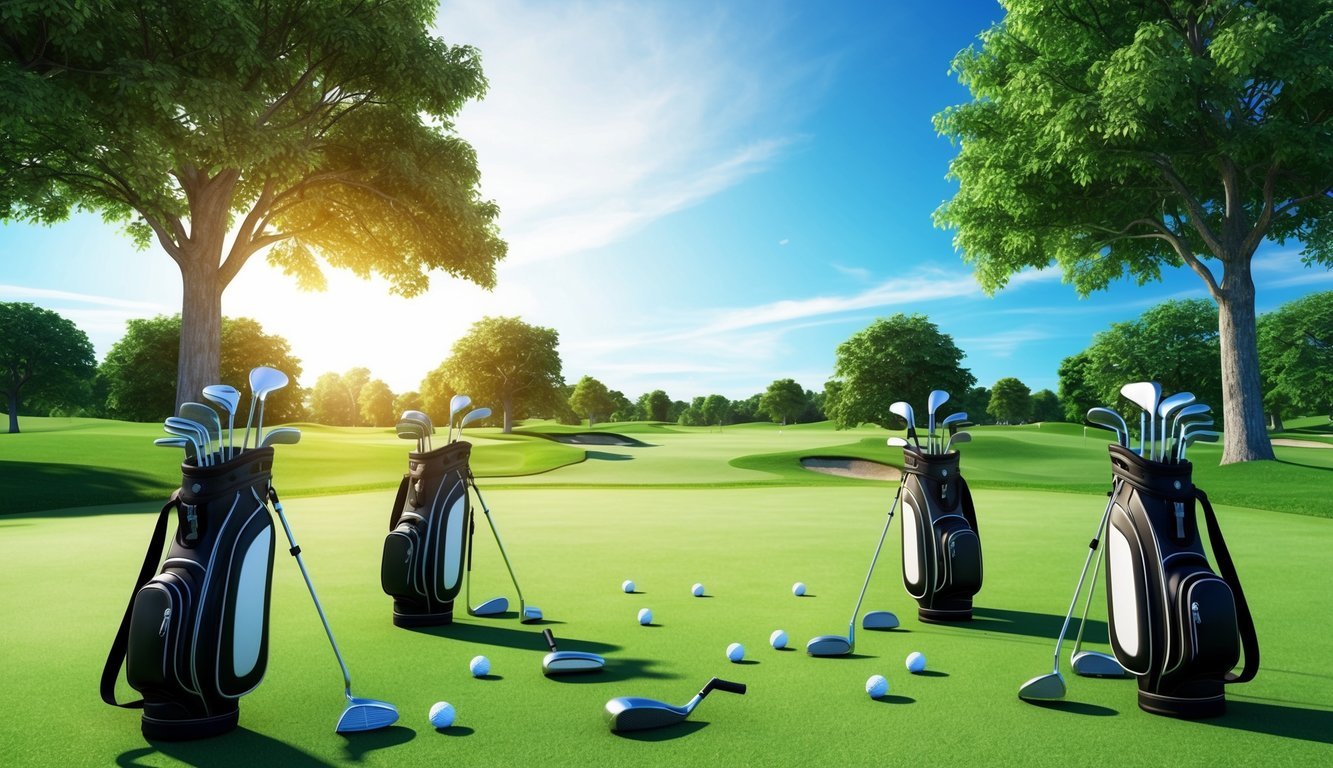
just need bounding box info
[605,677,746,732]
[268,488,398,733]
[541,629,605,676]
[467,471,543,623]
[807,479,904,656]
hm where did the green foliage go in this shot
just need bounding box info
[607,389,635,422]
[826,314,975,429]
[568,375,615,427]
[438,316,563,432]
[357,379,396,428]
[702,394,731,426]
[637,389,671,422]
[393,390,423,418]
[989,377,1033,424]
[1080,299,1222,414]
[1030,388,1064,422]
[99,315,303,422]
[1259,291,1333,421]
[308,372,356,426]
[1058,351,1099,423]
[760,378,807,425]
[0,302,96,432]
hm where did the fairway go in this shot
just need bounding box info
[3,421,1332,766]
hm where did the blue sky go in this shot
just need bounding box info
[1,0,1329,401]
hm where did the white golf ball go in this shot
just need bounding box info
[866,674,889,699]
[469,655,490,677]
[622,579,636,593]
[769,629,788,649]
[692,582,705,597]
[638,608,653,625]
[429,701,456,729]
[906,651,926,673]
[727,642,745,662]
[792,582,807,597]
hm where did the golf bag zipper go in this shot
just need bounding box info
[159,607,172,637]
[1174,502,1185,540]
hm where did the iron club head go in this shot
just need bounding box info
[1071,651,1128,678]
[541,629,605,675]
[1018,671,1067,701]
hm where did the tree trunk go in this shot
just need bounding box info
[1269,410,1284,433]
[502,394,514,433]
[7,392,18,433]
[1216,265,1275,464]
[175,249,223,414]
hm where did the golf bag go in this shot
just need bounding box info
[381,440,473,627]
[1104,444,1259,718]
[900,448,982,622]
[102,449,277,740]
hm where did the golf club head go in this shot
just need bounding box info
[521,605,543,623]
[604,697,686,732]
[153,436,196,460]
[1017,671,1066,701]
[889,401,916,428]
[940,412,969,429]
[180,402,221,447]
[260,427,301,447]
[543,650,606,676]
[805,634,852,657]
[1086,407,1129,446]
[335,698,399,734]
[449,394,472,423]
[1120,381,1162,414]
[468,597,508,616]
[1158,391,1195,421]
[886,437,909,447]
[201,384,240,413]
[402,409,434,433]
[250,366,290,397]
[460,406,492,430]
[945,431,972,452]
[1071,651,1128,678]
[861,610,900,630]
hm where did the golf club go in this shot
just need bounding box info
[1168,404,1212,451]
[153,436,197,462]
[266,488,398,733]
[1156,392,1196,460]
[1019,488,1119,701]
[1120,382,1161,459]
[807,480,904,656]
[180,402,221,465]
[1171,408,1213,461]
[201,384,241,459]
[464,518,509,618]
[605,677,746,733]
[943,430,971,453]
[1178,429,1220,463]
[541,629,605,675]
[396,420,425,453]
[1086,407,1129,449]
[403,410,433,451]
[1068,513,1128,678]
[260,427,302,448]
[1171,418,1214,463]
[468,474,542,623]
[251,367,289,450]
[940,411,969,446]
[927,390,950,453]
[448,394,471,443]
[890,401,919,450]
[886,437,910,448]
[458,406,492,440]
[164,417,210,467]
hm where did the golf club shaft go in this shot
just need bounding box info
[1070,506,1110,658]
[1050,489,1118,671]
[846,480,904,647]
[266,488,354,697]
[468,475,528,609]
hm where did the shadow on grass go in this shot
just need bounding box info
[612,721,708,741]
[1275,458,1333,473]
[967,606,1108,644]
[118,727,334,767]
[543,656,680,685]
[407,622,622,655]
[875,694,915,705]
[1204,700,1333,744]
[1,460,172,518]
[341,725,416,761]
[1025,700,1118,717]
[586,451,634,462]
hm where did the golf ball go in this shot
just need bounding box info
[769,629,788,649]
[866,674,889,699]
[429,701,456,729]
[792,582,807,597]
[637,608,653,625]
[622,579,636,593]
[469,655,490,677]
[692,582,705,597]
[906,651,926,673]
[727,642,745,662]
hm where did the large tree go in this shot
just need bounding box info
[1,1,506,411]
[1258,291,1333,429]
[0,302,96,432]
[568,375,615,427]
[1058,351,1100,424]
[935,0,1332,463]
[826,314,975,429]
[438,316,563,433]
[989,377,1033,424]
[100,314,304,422]
[760,378,807,426]
[638,389,671,422]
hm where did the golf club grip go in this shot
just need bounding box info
[703,678,747,696]
[543,628,557,652]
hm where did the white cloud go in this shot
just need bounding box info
[832,262,870,281]
[0,284,170,312]
[956,327,1053,357]
[779,238,790,246]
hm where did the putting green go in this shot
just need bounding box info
[3,482,1330,766]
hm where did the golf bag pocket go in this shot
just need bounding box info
[382,440,472,627]
[900,449,982,622]
[1103,444,1257,719]
[104,448,277,740]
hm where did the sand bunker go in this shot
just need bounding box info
[531,431,644,447]
[801,457,901,481]
[1272,438,1333,449]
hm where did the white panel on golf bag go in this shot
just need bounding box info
[1108,523,1141,659]
[902,498,922,589]
[232,526,273,678]
[442,492,467,591]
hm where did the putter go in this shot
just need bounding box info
[1019,487,1119,701]
[468,474,542,623]
[890,401,919,450]
[605,677,746,733]
[260,427,302,448]
[1086,407,1129,448]
[541,629,605,675]
[807,480,904,656]
[180,402,221,465]
[201,384,241,459]
[927,390,950,453]
[1156,392,1196,460]
[1069,512,1128,678]
[447,394,471,443]
[464,515,509,618]
[1120,381,1161,459]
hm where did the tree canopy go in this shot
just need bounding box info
[437,316,563,433]
[1258,290,1333,427]
[638,389,671,422]
[935,0,1332,462]
[826,314,975,429]
[0,302,96,432]
[760,379,807,426]
[568,375,615,427]
[1,0,506,409]
[989,377,1033,424]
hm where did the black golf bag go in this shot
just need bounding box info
[102,449,277,740]
[900,448,982,622]
[1104,444,1259,718]
[381,440,473,627]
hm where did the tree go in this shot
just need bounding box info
[439,317,563,432]
[358,379,396,428]
[826,314,975,429]
[568,375,615,427]
[608,390,635,423]
[954,385,993,426]
[989,377,1032,424]
[1031,389,1064,423]
[1,1,507,411]
[418,369,458,427]
[760,379,807,425]
[100,315,303,422]
[1058,352,1100,424]
[799,389,827,424]
[731,392,764,424]
[701,394,732,427]
[394,391,424,419]
[934,0,1332,462]
[1258,291,1333,429]
[667,399,689,423]
[0,302,95,432]
[309,372,356,426]
[639,390,671,422]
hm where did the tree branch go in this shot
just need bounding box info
[1151,155,1227,258]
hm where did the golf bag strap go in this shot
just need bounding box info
[101,491,180,708]
[388,474,410,530]
[1196,488,1259,684]
[959,476,978,536]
